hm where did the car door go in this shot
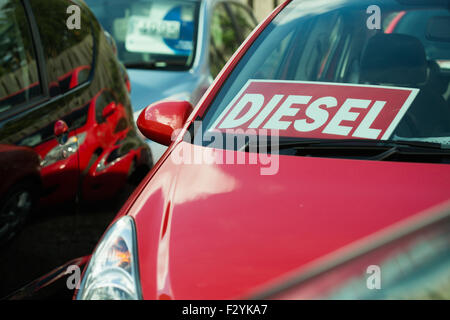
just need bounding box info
[32,0,99,205]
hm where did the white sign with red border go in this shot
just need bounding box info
[211,80,420,140]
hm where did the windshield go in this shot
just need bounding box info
[197,0,450,153]
[85,0,199,70]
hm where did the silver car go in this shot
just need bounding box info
[86,0,258,161]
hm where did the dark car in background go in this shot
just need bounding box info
[85,0,258,161]
[0,0,152,241]
[0,145,41,244]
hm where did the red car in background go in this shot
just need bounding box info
[69,0,449,299]
[36,63,144,203]
[36,87,149,204]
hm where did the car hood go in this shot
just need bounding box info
[127,142,450,300]
[128,69,197,114]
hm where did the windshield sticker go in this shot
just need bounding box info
[125,3,194,55]
[211,80,420,141]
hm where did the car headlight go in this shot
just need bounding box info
[41,132,86,167]
[77,216,142,300]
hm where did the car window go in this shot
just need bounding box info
[388,10,450,62]
[0,0,41,114]
[386,9,450,98]
[200,0,450,152]
[85,0,200,71]
[253,28,295,80]
[209,3,241,78]
[291,13,345,82]
[29,0,94,97]
[227,2,256,42]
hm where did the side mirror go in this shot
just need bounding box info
[137,100,193,146]
[102,102,117,119]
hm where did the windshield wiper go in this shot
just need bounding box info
[272,138,444,150]
[242,137,450,162]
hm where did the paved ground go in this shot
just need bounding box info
[0,184,136,298]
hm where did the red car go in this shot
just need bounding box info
[36,88,149,204]
[74,0,450,300]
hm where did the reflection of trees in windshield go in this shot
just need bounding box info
[210,8,234,76]
[0,0,39,111]
[0,1,33,73]
[203,2,450,147]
